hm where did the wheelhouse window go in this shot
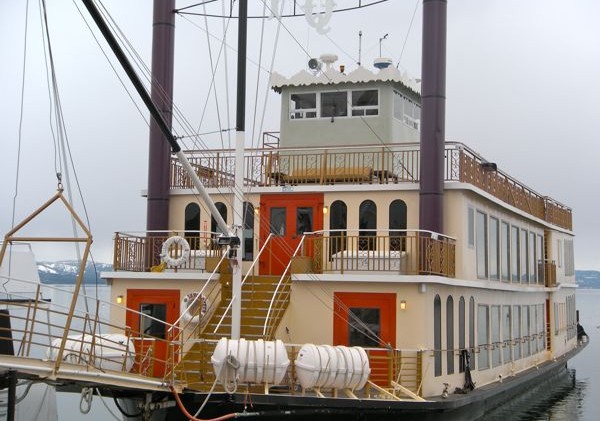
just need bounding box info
[491,305,501,367]
[502,305,512,363]
[321,91,348,117]
[521,229,529,283]
[351,90,378,116]
[393,90,421,129]
[290,93,317,119]
[529,232,536,283]
[458,297,466,373]
[513,305,521,359]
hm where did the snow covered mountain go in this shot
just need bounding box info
[37,260,112,284]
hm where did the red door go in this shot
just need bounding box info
[126,289,179,377]
[333,292,396,385]
[259,193,323,275]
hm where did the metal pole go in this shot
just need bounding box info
[419,0,447,234]
[231,0,248,340]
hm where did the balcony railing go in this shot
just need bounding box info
[170,140,572,230]
[296,230,456,278]
[113,231,223,272]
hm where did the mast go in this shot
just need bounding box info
[419,0,447,235]
[231,0,248,340]
[147,0,175,234]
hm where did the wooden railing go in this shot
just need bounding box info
[171,141,572,230]
[113,231,223,272]
[171,339,424,397]
[297,230,456,278]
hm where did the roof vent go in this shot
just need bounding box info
[374,57,393,70]
[320,53,338,70]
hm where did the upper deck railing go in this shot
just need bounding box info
[170,139,572,230]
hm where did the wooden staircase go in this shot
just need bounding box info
[171,274,291,391]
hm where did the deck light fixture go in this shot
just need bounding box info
[323,205,328,214]
[116,295,124,304]
[254,206,260,215]
[400,300,407,310]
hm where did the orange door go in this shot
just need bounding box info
[333,292,396,385]
[259,193,323,275]
[126,289,179,377]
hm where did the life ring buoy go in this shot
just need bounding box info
[161,236,190,268]
[181,292,209,324]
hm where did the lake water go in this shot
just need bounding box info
[49,287,600,420]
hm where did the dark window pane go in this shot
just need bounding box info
[359,200,377,251]
[291,93,316,109]
[348,307,380,347]
[270,207,286,236]
[321,92,348,117]
[185,203,201,250]
[389,199,407,251]
[352,90,378,106]
[296,207,313,235]
[211,202,227,234]
[139,303,167,339]
[329,201,347,257]
[243,202,254,261]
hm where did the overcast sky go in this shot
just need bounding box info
[1,0,599,269]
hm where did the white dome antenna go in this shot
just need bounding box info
[320,53,338,70]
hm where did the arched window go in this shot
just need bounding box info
[447,296,455,375]
[243,202,254,261]
[458,297,466,372]
[469,297,475,369]
[330,200,347,257]
[211,202,228,234]
[359,200,377,251]
[434,295,442,377]
[184,203,200,250]
[389,200,407,251]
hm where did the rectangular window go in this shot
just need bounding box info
[351,90,378,116]
[490,217,500,280]
[523,306,531,357]
[502,305,512,363]
[491,305,501,367]
[270,207,286,236]
[529,232,536,283]
[511,226,520,282]
[348,308,380,347]
[537,234,544,285]
[393,90,421,129]
[532,305,539,354]
[521,229,529,283]
[557,240,563,268]
[476,211,488,279]
[321,91,348,117]
[477,305,490,370]
[467,207,475,248]
[513,305,521,360]
[564,239,575,276]
[501,221,510,281]
[296,207,313,235]
[290,93,317,119]
[139,303,167,339]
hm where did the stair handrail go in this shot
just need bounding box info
[262,235,306,337]
[213,233,274,333]
[168,247,230,331]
